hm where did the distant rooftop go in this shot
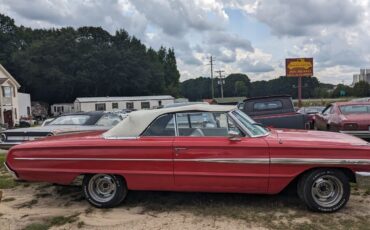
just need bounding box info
[75,95,174,103]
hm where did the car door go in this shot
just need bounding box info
[173,111,270,193]
[113,113,175,190]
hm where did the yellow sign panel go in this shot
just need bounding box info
[286,58,313,77]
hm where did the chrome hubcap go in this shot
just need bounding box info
[311,175,343,207]
[88,174,117,203]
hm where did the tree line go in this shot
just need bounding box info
[181,74,370,101]
[0,14,180,104]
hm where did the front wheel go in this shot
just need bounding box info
[297,169,350,212]
[83,174,127,208]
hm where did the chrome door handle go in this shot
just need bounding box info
[174,147,188,152]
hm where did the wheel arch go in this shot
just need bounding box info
[281,166,356,193]
[70,173,128,186]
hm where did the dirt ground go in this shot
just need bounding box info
[1,181,370,230]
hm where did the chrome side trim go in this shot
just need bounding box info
[13,157,267,164]
[3,162,19,179]
[14,157,172,162]
[178,158,269,164]
[13,157,370,165]
[271,158,370,165]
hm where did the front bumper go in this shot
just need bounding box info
[340,130,370,139]
[3,162,19,180]
[0,142,22,150]
[356,172,370,189]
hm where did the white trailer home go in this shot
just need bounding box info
[73,95,175,112]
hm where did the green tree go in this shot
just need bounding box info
[352,81,370,97]
[0,14,181,104]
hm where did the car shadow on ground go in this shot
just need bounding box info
[53,184,305,215]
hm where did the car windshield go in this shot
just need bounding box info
[48,115,91,125]
[231,110,268,137]
[340,105,370,114]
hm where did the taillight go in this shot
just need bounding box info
[343,123,358,130]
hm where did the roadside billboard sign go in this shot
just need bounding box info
[286,58,313,77]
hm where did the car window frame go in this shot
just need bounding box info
[140,111,248,138]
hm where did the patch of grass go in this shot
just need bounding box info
[22,223,49,230]
[23,214,80,230]
[2,197,15,202]
[15,199,38,209]
[48,214,79,227]
[364,189,370,196]
[77,221,85,228]
[0,153,6,170]
[0,176,18,189]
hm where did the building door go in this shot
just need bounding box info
[3,110,13,127]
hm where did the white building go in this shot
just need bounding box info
[0,64,21,127]
[74,95,175,112]
[50,103,74,116]
[352,69,370,85]
[18,93,31,119]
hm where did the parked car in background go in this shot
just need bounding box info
[314,102,370,140]
[5,104,370,212]
[0,111,122,149]
[297,106,325,129]
[238,95,310,129]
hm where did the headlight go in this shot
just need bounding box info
[0,133,6,142]
[343,123,358,130]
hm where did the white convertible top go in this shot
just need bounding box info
[103,104,235,138]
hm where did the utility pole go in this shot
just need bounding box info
[298,77,302,108]
[215,70,225,98]
[209,56,215,99]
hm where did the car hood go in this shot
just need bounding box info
[271,129,368,146]
[3,125,110,134]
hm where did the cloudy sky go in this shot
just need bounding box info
[1,0,369,84]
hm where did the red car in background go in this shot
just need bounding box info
[315,102,370,140]
[297,106,325,129]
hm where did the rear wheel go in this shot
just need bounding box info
[83,174,127,208]
[297,169,350,212]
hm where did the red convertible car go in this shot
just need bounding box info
[4,105,370,212]
[314,101,370,140]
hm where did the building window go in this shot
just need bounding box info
[2,86,12,98]
[95,103,106,111]
[14,108,17,119]
[112,102,118,109]
[54,106,57,112]
[141,102,150,109]
[126,102,134,109]
[27,106,31,116]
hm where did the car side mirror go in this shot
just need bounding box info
[228,130,241,141]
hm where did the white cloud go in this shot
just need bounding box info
[1,0,370,84]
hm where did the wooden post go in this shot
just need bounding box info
[298,77,302,108]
